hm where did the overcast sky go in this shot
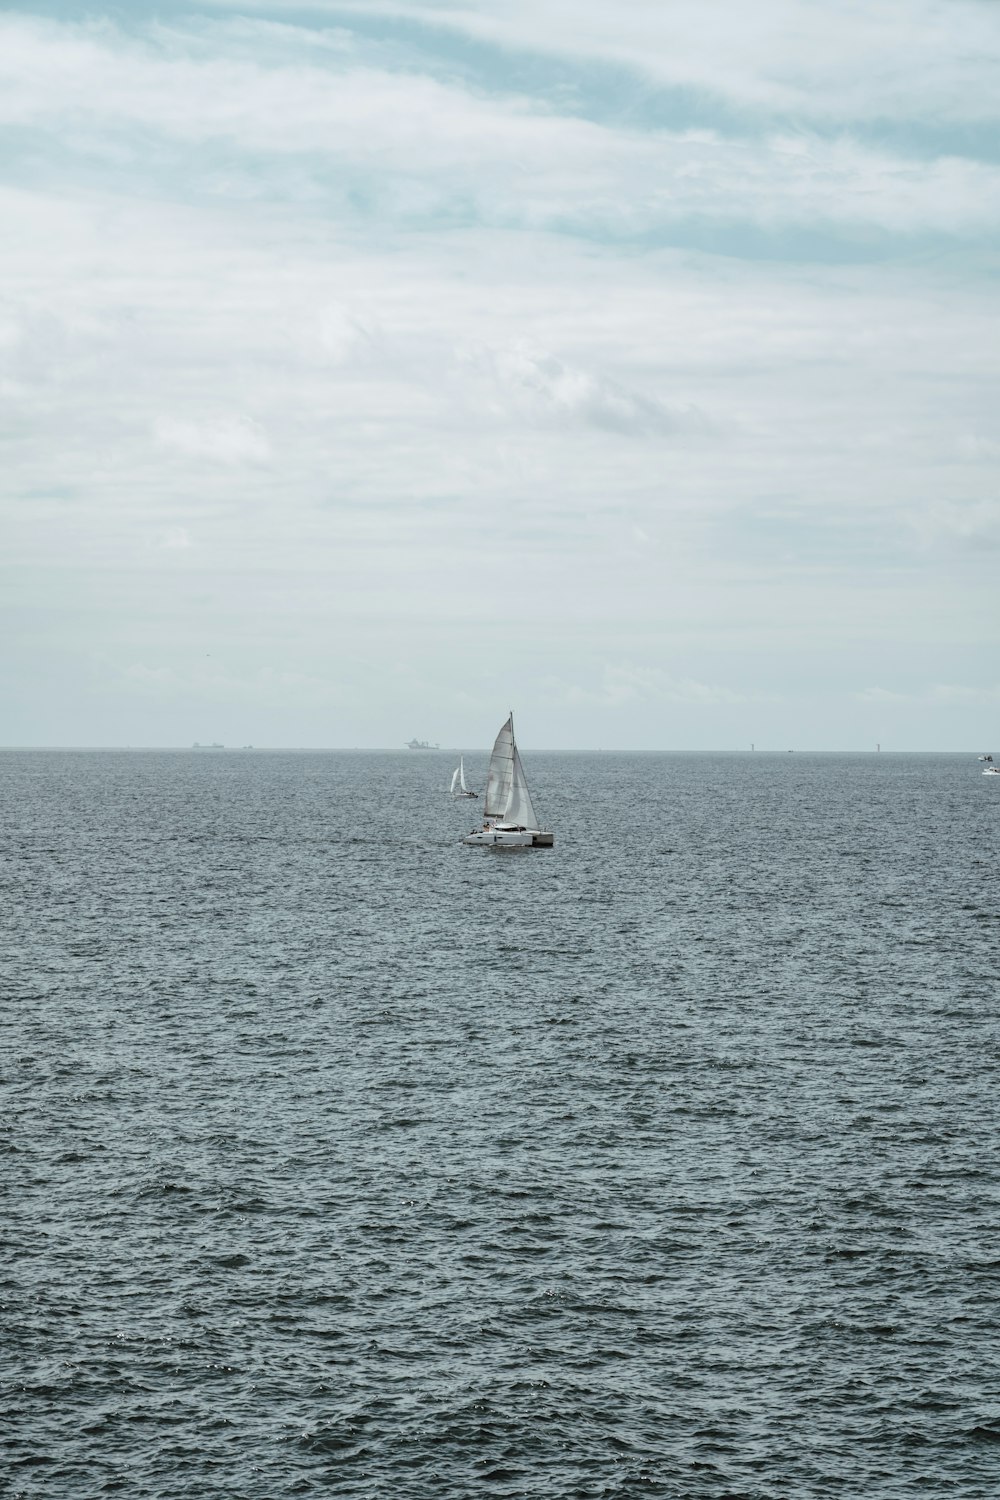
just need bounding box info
[3,0,998,749]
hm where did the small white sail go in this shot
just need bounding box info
[450,766,459,794]
[459,757,468,792]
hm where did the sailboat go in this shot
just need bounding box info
[450,756,479,798]
[463,713,554,847]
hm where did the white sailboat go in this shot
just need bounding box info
[463,713,553,847]
[450,756,479,798]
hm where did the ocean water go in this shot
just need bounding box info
[3,749,1000,1499]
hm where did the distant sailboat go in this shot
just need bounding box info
[450,756,479,799]
[464,713,553,847]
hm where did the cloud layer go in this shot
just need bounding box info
[2,3,998,747]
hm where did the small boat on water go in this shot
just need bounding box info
[464,713,553,847]
[984,766,1000,776]
[979,753,993,762]
[450,756,479,798]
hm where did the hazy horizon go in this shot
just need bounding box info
[1,743,990,755]
[4,2,998,751]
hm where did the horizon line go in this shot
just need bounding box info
[0,745,989,756]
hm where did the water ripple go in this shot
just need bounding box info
[3,750,999,1497]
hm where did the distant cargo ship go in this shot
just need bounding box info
[192,741,225,749]
[406,738,439,750]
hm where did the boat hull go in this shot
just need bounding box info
[464,825,554,847]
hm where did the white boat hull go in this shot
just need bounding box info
[464,823,554,847]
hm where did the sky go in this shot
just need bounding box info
[2,0,998,749]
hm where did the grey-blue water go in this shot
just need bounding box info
[3,750,999,1498]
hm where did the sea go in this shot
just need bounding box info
[3,749,999,1499]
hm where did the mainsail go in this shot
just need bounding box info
[484,716,515,818]
[484,715,540,828]
[459,757,469,792]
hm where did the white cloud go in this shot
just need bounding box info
[909,499,1000,551]
[956,433,1000,462]
[859,683,1000,705]
[153,415,272,465]
[2,14,1000,241]
[156,526,194,550]
[556,665,763,708]
[314,304,382,366]
[456,340,704,436]
[287,0,1000,128]
[929,683,1000,705]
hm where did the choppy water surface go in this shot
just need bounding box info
[3,750,1000,1498]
